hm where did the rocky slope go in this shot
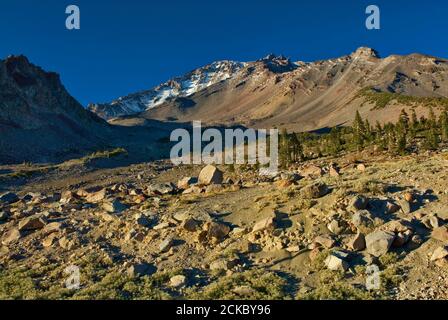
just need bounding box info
[0,56,110,164]
[90,48,448,131]
[1,150,447,299]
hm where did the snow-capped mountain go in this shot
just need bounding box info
[89,60,246,119]
[89,48,448,132]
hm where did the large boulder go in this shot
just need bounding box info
[198,165,223,185]
[365,230,395,257]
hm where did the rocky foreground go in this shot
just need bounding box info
[0,150,448,300]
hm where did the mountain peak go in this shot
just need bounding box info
[351,47,380,59]
[258,54,297,73]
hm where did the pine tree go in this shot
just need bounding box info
[327,127,342,156]
[428,106,437,129]
[352,111,366,150]
[410,109,419,139]
[289,133,304,162]
[394,109,409,154]
[374,121,385,150]
[279,128,291,167]
[424,127,439,150]
[440,110,448,142]
[398,109,410,132]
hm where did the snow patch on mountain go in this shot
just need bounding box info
[89,60,245,119]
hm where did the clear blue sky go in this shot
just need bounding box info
[1,0,447,106]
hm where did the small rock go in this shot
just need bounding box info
[43,222,64,234]
[58,236,76,250]
[286,245,301,253]
[177,177,197,190]
[153,222,170,230]
[182,218,199,232]
[0,211,9,222]
[85,188,107,203]
[205,222,231,242]
[127,263,156,278]
[314,235,335,249]
[410,234,423,246]
[102,199,127,214]
[205,184,223,194]
[301,165,323,178]
[60,191,77,204]
[148,183,176,195]
[159,237,174,253]
[430,246,448,262]
[301,182,329,199]
[365,230,395,257]
[385,201,400,214]
[357,164,366,172]
[170,275,187,288]
[422,215,441,230]
[349,195,368,211]
[198,165,223,185]
[82,188,107,203]
[98,211,118,222]
[183,186,204,195]
[325,253,349,271]
[275,179,293,189]
[42,233,58,248]
[173,212,190,222]
[348,232,366,251]
[327,219,344,235]
[403,192,415,203]
[432,226,448,242]
[210,258,238,271]
[233,286,256,296]
[329,166,340,177]
[392,232,411,248]
[1,228,21,245]
[351,210,374,228]
[398,200,412,214]
[18,216,46,231]
[252,215,276,233]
